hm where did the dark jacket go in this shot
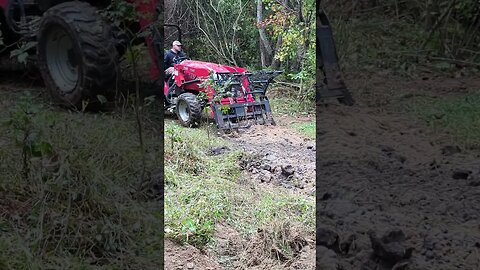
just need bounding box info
[164,49,186,70]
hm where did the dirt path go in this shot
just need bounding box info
[165,116,316,270]
[165,240,223,270]
[231,117,316,195]
[317,77,480,270]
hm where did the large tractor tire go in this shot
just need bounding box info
[37,1,118,108]
[176,92,202,127]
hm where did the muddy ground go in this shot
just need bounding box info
[164,115,317,270]
[232,118,316,195]
[317,76,480,270]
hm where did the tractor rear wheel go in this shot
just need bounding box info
[176,92,201,127]
[37,2,118,108]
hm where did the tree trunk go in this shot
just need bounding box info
[270,36,282,69]
[257,0,273,67]
[270,0,288,69]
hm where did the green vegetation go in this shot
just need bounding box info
[408,92,480,149]
[164,121,314,248]
[0,91,163,269]
[270,96,315,116]
[291,122,316,139]
[324,0,480,77]
[166,0,316,103]
[323,1,480,150]
[269,95,315,139]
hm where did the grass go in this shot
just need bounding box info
[333,16,430,76]
[324,8,480,150]
[0,90,163,269]
[164,121,315,250]
[291,122,316,139]
[270,97,315,117]
[0,88,315,267]
[407,92,480,149]
[268,96,316,139]
[328,12,480,79]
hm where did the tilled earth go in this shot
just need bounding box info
[231,119,316,195]
[165,239,222,270]
[317,76,480,270]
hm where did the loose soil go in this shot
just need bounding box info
[317,75,480,270]
[232,116,316,195]
[165,239,223,270]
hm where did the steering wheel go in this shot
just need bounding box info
[173,56,188,64]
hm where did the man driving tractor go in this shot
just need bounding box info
[164,40,186,76]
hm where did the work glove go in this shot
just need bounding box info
[165,67,174,75]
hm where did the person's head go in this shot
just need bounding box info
[172,40,182,53]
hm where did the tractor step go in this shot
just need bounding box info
[13,15,41,38]
[24,16,41,38]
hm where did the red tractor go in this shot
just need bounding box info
[0,0,282,129]
[164,57,282,129]
[0,0,132,105]
[163,24,282,129]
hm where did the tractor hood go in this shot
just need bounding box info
[175,60,247,77]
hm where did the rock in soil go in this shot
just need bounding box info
[441,145,461,156]
[209,146,230,156]
[232,124,315,195]
[164,240,222,270]
[369,230,412,264]
[316,246,338,270]
[281,165,295,177]
[452,169,471,180]
[316,227,339,251]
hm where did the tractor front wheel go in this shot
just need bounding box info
[176,92,202,127]
[37,2,118,108]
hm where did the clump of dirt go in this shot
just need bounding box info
[235,222,315,270]
[317,76,480,270]
[170,221,314,270]
[230,123,316,195]
[238,222,309,267]
[165,239,222,270]
[209,223,246,268]
[288,244,316,270]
